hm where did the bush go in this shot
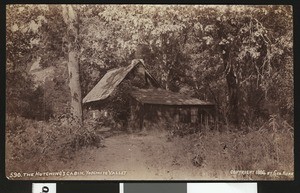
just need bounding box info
[166,118,294,180]
[167,123,200,137]
[6,115,104,173]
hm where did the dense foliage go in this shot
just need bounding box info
[6,5,294,178]
[6,5,293,126]
[6,115,103,174]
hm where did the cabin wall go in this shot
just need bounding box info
[128,99,216,131]
[85,98,215,132]
[128,98,144,132]
[143,104,215,125]
[83,99,111,120]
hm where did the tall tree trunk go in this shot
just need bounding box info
[226,68,239,126]
[216,18,240,127]
[62,5,82,124]
[222,50,239,126]
[67,49,82,124]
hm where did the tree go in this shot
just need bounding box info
[6,5,293,129]
[6,5,50,118]
[62,5,83,124]
[77,5,293,127]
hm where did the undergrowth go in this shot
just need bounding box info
[165,115,294,180]
[6,114,294,180]
[6,115,104,176]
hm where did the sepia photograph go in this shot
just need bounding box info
[6,4,294,180]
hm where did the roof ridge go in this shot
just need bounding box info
[83,59,157,103]
[105,59,144,72]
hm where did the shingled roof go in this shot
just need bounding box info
[83,59,214,106]
[83,59,158,103]
[131,88,214,106]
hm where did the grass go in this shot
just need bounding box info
[5,115,103,179]
[164,121,294,180]
[5,115,294,180]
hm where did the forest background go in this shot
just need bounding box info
[5,5,294,180]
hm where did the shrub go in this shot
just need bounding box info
[166,119,294,180]
[167,123,200,137]
[6,115,104,174]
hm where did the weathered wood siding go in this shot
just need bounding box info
[129,98,216,131]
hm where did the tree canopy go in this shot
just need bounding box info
[6,5,293,127]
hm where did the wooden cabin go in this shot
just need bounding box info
[83,59,215,130]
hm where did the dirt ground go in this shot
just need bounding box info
[54,130,229,180]
[8,128,293,181]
